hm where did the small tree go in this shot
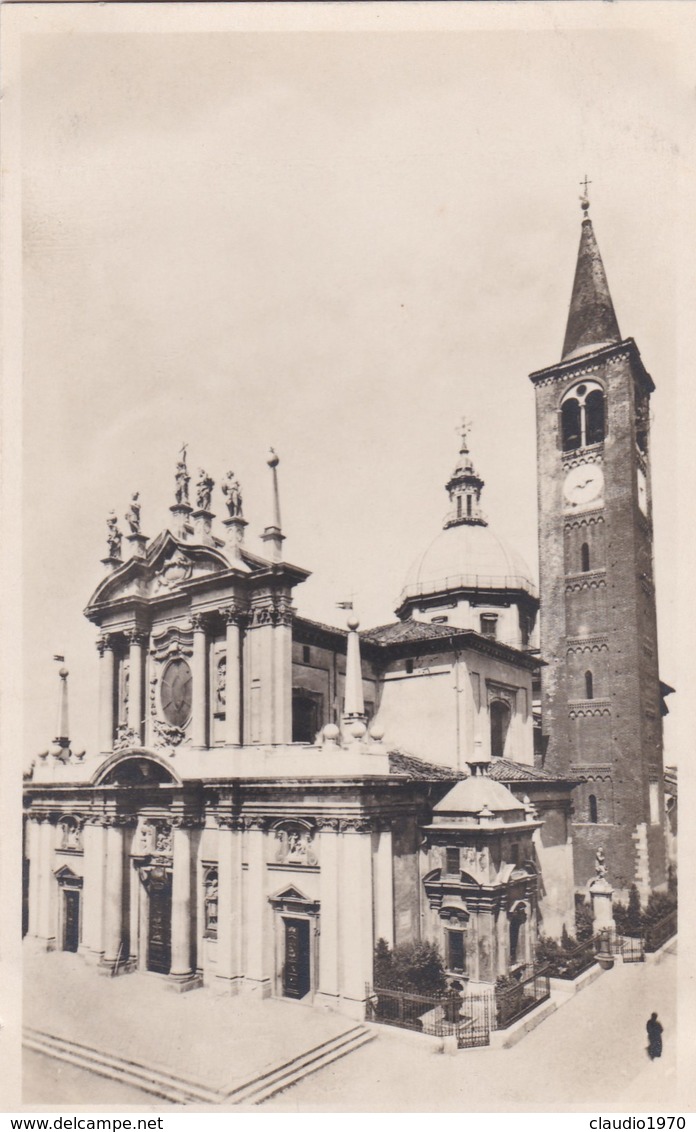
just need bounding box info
[373,939,447,995]
[574,894,594,941]
[626,884,642,936]
[561,924,577,952]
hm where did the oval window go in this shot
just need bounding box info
[160,657,193,727]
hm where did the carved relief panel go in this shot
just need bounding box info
[271,821,319,867]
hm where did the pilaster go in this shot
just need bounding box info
[223,607,244,746]
[169,818,199,989]
[315,818,340,1008]
[339,819,374,1019]
[243,818,271,997]
[80,819,106,962]
[191,614,208,749]
[374,823,395,948]
[214,814,244,993]
[126,630,147,744]
[97,635,116,753]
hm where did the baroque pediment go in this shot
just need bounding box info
[86,531,232,609]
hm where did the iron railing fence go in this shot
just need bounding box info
[644,909,677,953]
[495,967,550,1029]
[536,935,599,980]
[366,985,493,1048]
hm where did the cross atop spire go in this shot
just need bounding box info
[457,415,473,451]
[579,175,592,216]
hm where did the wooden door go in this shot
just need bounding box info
[283,918,311,999]
[63,889,80,953]
[147,878,172,974]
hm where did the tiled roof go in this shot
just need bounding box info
[489,758,569,784]
[388,750,464,782]
[361,621,463,645]
[293,615,348,639]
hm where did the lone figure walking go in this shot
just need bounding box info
[646,1012,663,1060]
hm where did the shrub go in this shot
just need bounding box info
[642,890,677,927]
[495,974,527,1027]
[373,938,447,996]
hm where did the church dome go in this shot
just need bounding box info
[401,521,536,603]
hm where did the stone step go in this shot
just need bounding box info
[24,1020,375,1107]
[223,1025,376,1105]
[23,1028,220,1106]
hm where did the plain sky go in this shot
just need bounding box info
[12,5,690,765]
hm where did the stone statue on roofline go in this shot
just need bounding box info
[174,454,190,506]
[125,491,141,535]
[196,469,215,512]
[221,470,243,518]
[106,511,122,559]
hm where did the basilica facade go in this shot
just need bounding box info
[23,200,669,1020]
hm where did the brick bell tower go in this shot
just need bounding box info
[529,191,667,900]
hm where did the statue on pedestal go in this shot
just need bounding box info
[106,511,122,559]
[221,470,243,518]
[196,470,215,512]
[174,449,190,506]
[125,491,141,535]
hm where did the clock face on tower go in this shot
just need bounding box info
[563,464,605,510]
[160,657,193,727]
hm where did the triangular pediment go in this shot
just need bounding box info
[86,531,233,609]
[54,864,82,884]
[273,885,308,903]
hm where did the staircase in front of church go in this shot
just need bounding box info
[24,1022,375,1106]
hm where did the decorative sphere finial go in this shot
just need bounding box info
[347,614,360,631]
[267,447,279,469]
[58,667,69,679]
[579,174,592,216]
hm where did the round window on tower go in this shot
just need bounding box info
[160,657,193,728]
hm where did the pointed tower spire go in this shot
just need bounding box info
[562,188,621,361]
[443,417,487,530]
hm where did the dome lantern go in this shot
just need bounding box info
[444,417,487,530]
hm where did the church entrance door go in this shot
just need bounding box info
[62,889,80,952]
[283,918,311,999]
[147,873,172,975]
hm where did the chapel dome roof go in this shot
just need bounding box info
[433,774,524,816]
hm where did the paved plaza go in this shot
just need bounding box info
[271,948,680,1112]
[23,947,367,1107]
[23,943,683,1112]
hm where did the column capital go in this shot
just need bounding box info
[96,633,118,656]
[170,812,202,830]
[190,613,210,632]
[126,628,149,647]
[216,813,244,832]
[243,815,269,832]
[249,595,294,629]
[316,816,341,833]
[102,813,137,828]
[222,603,248,627]
[339,816,375,835]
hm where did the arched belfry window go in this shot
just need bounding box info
[588,794,598,823]
[585,671,594,700]
[490,700,511,759]
[581,542,590,572]
[561,381,605,451]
